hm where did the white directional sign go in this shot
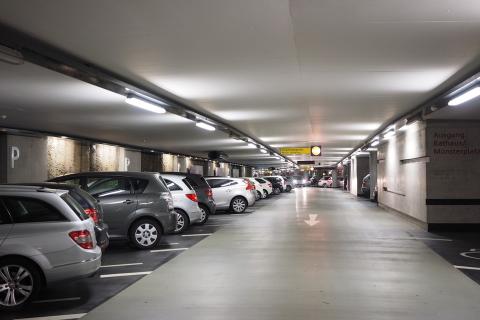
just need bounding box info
[304,214,319,226]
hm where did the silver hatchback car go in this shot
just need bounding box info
[0,185,101,310]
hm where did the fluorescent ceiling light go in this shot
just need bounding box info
[260,149,268,154]
[448,86,480,106]
[383,130,395,139]
[195,121,216,131]
[248,143,257,148]
[125,94,166,114]
[371,139,380,147]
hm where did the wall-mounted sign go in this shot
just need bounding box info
[280,147,311,155]
[297,160,315,165]
[310,146,322,156]
[10,146,20,169]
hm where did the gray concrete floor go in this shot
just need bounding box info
[83,188,480,320]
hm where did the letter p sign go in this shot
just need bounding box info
[10,146,20,169]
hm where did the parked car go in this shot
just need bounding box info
[0,185,101,310]
[160,173,203,233]
[361,174,371,197]
[161,172,215,224]
[254,177,273,197]
[283,177,294,192]
[205,177,256,213]
[263,176,284,194]
[245,178,265,200]
[49,172,176,249]
[292,176,308,187]
[12,182,109,251]
[318,176,333,188]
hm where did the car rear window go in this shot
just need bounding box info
[86,177,132,197]
[164,179,183,191]
[207,179,233,188]
[3,196,68,223]
[62,194,89,220]
[182,178,194,190]
[255,178,266,183]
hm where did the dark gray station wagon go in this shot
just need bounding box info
[50,172,177,249]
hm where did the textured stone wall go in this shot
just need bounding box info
[7,134,48,183]
[47,137,90,179]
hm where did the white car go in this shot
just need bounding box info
[318,176,333,188]
[245,178,266,200]
[205,177,256,213]
[254,177,273,197]
[161,174,203,233]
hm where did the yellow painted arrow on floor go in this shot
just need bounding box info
[304,214,319,226]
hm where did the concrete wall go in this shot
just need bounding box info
[378,121,428,223]
[6,134,48,183]
[426,120,480,225]
[141,152,163,172]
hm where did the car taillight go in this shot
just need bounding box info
[84,208,99,224]
[185,193,198,202]
[69,230,94,249]
[244,179,255,191]
[206,188,213,199]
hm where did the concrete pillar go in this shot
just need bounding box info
[369,151,378,201]
[331,169,338,188]
[350,155,369,196]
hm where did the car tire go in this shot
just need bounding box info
[173,209,190,234]
[0,257,41,311]
[129,219,162,249]
[257,190,263,199]
[196,204,210,225]
[285,185,292,192]
[263,190,269,198]
[273,187,281,195]
[230,196,247,213]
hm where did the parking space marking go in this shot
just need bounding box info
[15,313,87,320]
[150,248,189,253]
[454,265,480,271]
[100,262,144,268]
[33,297,82,304]
[181,233,212,237]
[100,271,152,278]
[377,237,452,242]
[158,242,180,245]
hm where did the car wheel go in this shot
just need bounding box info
[273,187,281,195]
[285,185,292,192]
[230,196,247,213]
[196,204,209,225]
[130,219,162,249]
[263,190,269,198]
[173,209,190,234]
[256,190,263,200]
[0,257,41,311]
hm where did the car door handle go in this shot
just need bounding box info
[123,200,134,204]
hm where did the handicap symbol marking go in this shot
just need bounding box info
[460,249,480,260]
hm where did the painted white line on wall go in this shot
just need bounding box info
[34,297,81,304]
[100,271,152,278]
[150,248,189,253]
[454,265,480,271]
[15,313,87,320]
[100,262,144,268]
[181,233,212,237]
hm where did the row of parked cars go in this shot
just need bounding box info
[0,171,291,310]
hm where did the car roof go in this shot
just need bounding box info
[161,171,202,178]
[0,185,69,195]
[51,171,160,179]
[10,182,79,190]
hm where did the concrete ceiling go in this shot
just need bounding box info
[0,0,479,167]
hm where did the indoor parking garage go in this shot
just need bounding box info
[1,1,480,319]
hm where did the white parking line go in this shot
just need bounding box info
[150,248,189,253]
[377,237,452,242]
[15,313,87,320]
[454,265,480,271]
[181,233,212,237]
[34,297,81,304]
[158,242,180,245]
[100,271,152,278]
[100,262,144,268]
